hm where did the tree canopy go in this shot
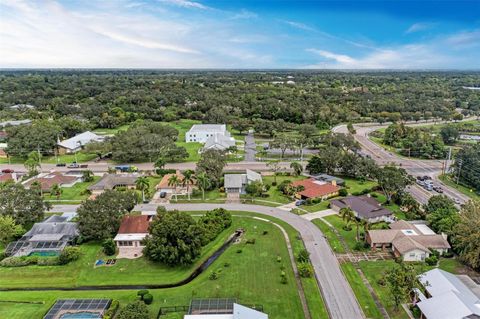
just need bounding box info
[0,184,49,226]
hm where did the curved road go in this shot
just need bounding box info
[333,122,471,205]
[50,203,365,319]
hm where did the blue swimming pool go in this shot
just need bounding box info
[28,251,59,257]
[59,311,102,318]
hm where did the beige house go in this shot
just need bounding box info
[87,173,139,195]
[156,170,194,196]
[114,215,151,259]
[366,220,450,262]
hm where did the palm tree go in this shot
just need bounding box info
[168,174,180,201]
[339,207,355,231]
[30,180,43,196]
[82,170,94,182]
[360,219,370,242]
[181,170,196,201]
[195,172,210,200]
[51,183,62,200]
[135,176,150,203]
[290,161,303,176]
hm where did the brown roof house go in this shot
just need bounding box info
[156,170,195,197]
[366,220,450,262]
[88,173,139,195]
[23,171,81,192]
[291,178,340,200]
[114,215,151,259]
[330,195,394,223]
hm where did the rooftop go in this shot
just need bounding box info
[187,124,227,133]
[117,215,150,234]
[24,172,78,191]
[331,195,393,219]
[203,134,236,150]
[292,178,339,199]
[88,173,139,191]
[57,131,104,150]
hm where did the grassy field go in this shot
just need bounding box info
[323,215,366,251]
[0,213,321,319]
[341,263,383,319]
[311,219,345,253]
[0,152,98,165]
[439,174,479,201]
[43,176,100,201]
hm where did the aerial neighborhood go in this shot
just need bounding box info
[1,69,480,319]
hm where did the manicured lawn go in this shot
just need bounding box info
[44,176,100,201]
[342,177,377,195]
[0,214,315,319]
[93,124,131,135]
[0,152,98,165]
[439,174,479,201]
[302,200,330,213]
[324,215,366,251]
[341,263,383,319]
[311,219,345,253]
[261,175,306,204]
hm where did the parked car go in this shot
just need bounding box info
[159,192,167,198]
[295,200,305,206]
[80,164,88,168]
[454,198,461,205]
[416,179,425,186]
[56,163,66,167]
[67,162,79,168]
[1,168,14,173]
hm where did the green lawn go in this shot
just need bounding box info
[439,174,479,201]
[341,263,383,319]
[311,219,345,253]
[342,177,377,195]
[0,152,98,165]
[93,124,131,135]
[323,215,366,252]
[44,176,100,201]
[0,214,319,319]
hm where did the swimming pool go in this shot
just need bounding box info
[28,251,59,257]
[59,311,102,318]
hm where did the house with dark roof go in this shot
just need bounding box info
[330,195,394,223]
[366,220,450,262]
[292,178,340,200]
[312,174,345,186]
[87,173,139,195]
[224,169,262,194]
[5,215,78,257]
[114,215,151,259]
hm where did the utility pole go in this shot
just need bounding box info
[37,145,42,173]
[456,159,462,185]
[444,147,452,174]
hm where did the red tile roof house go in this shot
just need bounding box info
[114,215,151,259]
[291,178,340,200]
[23,171,80,192]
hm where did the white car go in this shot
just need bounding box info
[454,198,461,205]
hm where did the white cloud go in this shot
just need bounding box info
[231,9,258,20]
[281,20,315,32]
[406,22,435,34]
[306,49,356,65]
[157,0,209,10]
[446,30,480,47]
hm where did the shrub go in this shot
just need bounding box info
[271,181,277,186]
[298,262,313,278]
[342,225,352,231]
[370,192,378,198]
[236,249,242,254]
[280,271,287,284]
[262,230,268,235]
[297,249,310,263]
[209,271,218,280]
[102,239,117,256]
[137,290,149,300]
[277,256,282,263]
[223,262,230,268]
[425,255,438,266]
[58,246,81,265]
[338,188,348,197]
[143,293,153,305]
[104,300,120,318]
[246,238,256,245]
[353,241,365,251]
[377,277,386,286]
[36,257,60,266]
[305,198,313,205]
[0,256,33,267]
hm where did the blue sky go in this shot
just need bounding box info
[1,0,479,69]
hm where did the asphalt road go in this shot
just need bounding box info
[51,203,365,319]
[333,121,470,205]
[244,132,257,162]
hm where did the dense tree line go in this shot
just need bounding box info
[452,143,480,192]
[1,70,479,132]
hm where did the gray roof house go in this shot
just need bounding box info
[0,119,32,128]
[88,173,140,194]
[5,215,79,257]
[330,195,394,223]
[57,131,104,153]
[202,134,236,152]
[224,169,262,194]
[312,174,345,186]
[415,269,480,319]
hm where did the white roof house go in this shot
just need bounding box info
[57,131,104,153]
[0,119,32,128]
[202,134,236,152]
[186,124,232,144]
[416,269,480,319]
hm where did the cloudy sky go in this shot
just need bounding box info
[1,0,479,69]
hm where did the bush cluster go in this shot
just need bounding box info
[103,299,120,319]
[199,208,232,245]
[0,256,60,267]
[58,246,81,265]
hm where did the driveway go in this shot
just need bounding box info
[244,132,257,162]
[301,209,337,221]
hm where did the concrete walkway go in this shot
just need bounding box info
[301,209,337,221]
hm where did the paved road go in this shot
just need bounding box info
[51,203,365,319]
[333,122,471,205]
[244,132,257,162]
